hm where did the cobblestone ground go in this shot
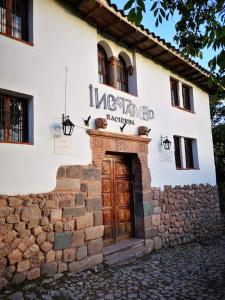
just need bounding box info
[1,236,225,300]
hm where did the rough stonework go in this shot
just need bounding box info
[145,185,222,251]
[0,162,222,290]
[0,165,103,290]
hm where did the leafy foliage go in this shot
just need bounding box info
[210,98,225,185]
[123,0,225,90]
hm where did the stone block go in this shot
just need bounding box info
[69,253,103,273]
[14,222,25,233]
[0,199,7,208]
[145,239,154,253]
[143,202,154,216]
[63,248,76,263]
[55,250,62,261]
[154,236,162,250]
[58,262,68,273]
[56,178,80,192]
[32,226,43,236]
[50,209,62,222]
[151,214,161,226]
[40,241,52,253]
[23,244,39,259]
[36,232,47,245]
[27,268,40,280]
[17,260,30,273]
[0,207,14,218]
[71,230,85,248]
[30,252,45,269]
[64,220,75,231]
[86,197,102,212]
[75,193,84,206]
[144,227,158,239]
[46,250,56,263]
[41,262,57,277]
[57,166,66,178]
[63,207,85,218]
[8,249,22,265]
[6,214,20,224]
[27,220,39,229]
[85,226,104,241]
[47,232,55,243]
[0,277,8,289]
[12,272,26,285]
[21,207,41,222]
[81,168,101,180]
[54,232,72,250]
[81,181,101,197]
[76,213,93,230]
[44,199,59,209]
[54,222,64,232]
[93,211,103,226]
[87,238,103,255]
[67,166,82,178]
[76,245,87,261]
[154,207,162,214]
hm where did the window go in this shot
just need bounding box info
[174,136,182,168]
[184,138,194,169]
[117,55,128,92]
[0,93,29,143]
[0,0,29,41]
[170,78,194,112]
[170,79,179,106]
[173,136,198,169]
[98,45,109,85]
[182,84,191,111]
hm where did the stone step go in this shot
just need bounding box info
[103,238,146,266]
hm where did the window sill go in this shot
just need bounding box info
[0,141,33,146]
[0,32,33,46]
[172,104,195,114]
[176,167,200,170]
[99,83,138,97]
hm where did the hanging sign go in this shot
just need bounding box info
[89,84,155,122]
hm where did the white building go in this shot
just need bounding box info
[0,1,222,283]
[0,0,216,196]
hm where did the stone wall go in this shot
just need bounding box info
[0,162,222,290]
[0,165,103,290]
[145,184,222,251]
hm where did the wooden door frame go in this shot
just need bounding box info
[88,129,154,240]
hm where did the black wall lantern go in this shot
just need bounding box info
[62,114,75,136]
[61,67,75,136]
[161,136,172,150]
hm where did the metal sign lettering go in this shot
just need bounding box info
[89,84,155,121]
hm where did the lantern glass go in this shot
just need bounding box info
[62,115,75,136]
[163,138,172,150]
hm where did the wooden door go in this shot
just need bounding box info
[102,153,133,246]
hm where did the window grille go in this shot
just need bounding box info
[174,136,182,168]
[98,45,109,85]
[0,94,28,143]
[170,79,179,106]
[182,85,191,111]
[0,0,28,41]
[184,138,194,168]
[116,56,128,92]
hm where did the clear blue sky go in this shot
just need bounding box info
[111,0,214,71]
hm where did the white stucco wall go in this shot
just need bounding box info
[0,0,216,195]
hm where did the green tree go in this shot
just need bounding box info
[210,98,225,184]
[123,0,225,90]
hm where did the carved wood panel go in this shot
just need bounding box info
[102,154,133,246]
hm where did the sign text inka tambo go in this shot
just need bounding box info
[89,84,155,125]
